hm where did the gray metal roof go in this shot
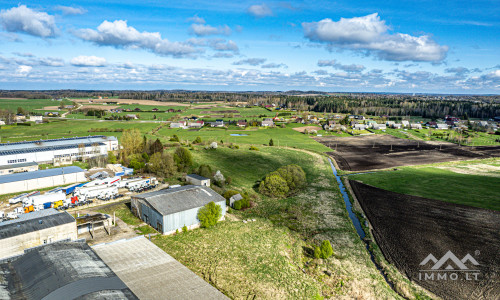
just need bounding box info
[0,135,117,152]
[186,173,209,181]
[133,185,225,216]
[0,242,138,300]
[0,161,38,170]
[0,209,75,240]
[0,166,84,184]
[0,142,106,157]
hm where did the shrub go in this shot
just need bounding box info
[275,164,307,193]
[258,173,289,198]
[170,134,180,142]
[197,202,222,228]
[193,136,202,144]
[233,200,242,210]
[320,240,333,259]
[197,164,213,179]
[182,225,188,233]
[249,146,259,151]
[314,246,321,259]
[173,147,193,171]
[269,139,274,146]
[223,190,239,203]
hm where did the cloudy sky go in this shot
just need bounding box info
[0,1,499,93]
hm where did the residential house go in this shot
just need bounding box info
[237,120,247,127]
[436,124,449,130]
[392,123,402,129]
[44,112,59,117]
[354,124,367,130]
[373,124,387,130]
[210,120,224,127]
[401,120,410,127]
[261,118,274,127]
[29,115,43,122]
[410,123,422,129]
[126,114,138,120]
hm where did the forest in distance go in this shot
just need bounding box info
[0,90,499,119]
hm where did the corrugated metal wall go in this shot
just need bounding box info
[162,200,226,233]
[139,202,163,231]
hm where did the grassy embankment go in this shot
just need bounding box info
[152,146,430,299]
[350,158,500,211]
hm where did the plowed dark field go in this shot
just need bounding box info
[314,135,500,171]
[350,180,500,300]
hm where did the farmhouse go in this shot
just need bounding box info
[0,241,137,299]
[0,136,118,167]
[131,185,226,235]
[261,118,274,127]
[0,209,77,259]
[354,124,367,130]
[411,123,423,129]
[0,166,86,195]
[392,123,402,129]
[29,115,43,122]
[185,174,210,186]
[0,161,38,175]
[401,120,410,127]
[373,124,387,130]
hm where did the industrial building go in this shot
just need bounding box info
[0,209,77,259]
[0,161,38,175]
[186,173,211,186]
[0,242,138,299]
[0,166,86,195]
[93,236,228,299]
[0,135,118,166]
[131,185,226,235]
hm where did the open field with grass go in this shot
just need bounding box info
[153,147,430,299]
[0,119,160,142]
[158,125,332,153]
[0,98,73,113]
[350,158,500,211]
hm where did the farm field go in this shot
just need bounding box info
[349,180,500,300]
[0,119,160,142]
[349,159,500,211]
[0,98,73,113]
[315,134,500,171]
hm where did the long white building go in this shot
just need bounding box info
[0,136,118,166]
[0,166,86,195]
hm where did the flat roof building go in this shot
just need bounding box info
[0,161,38,175]
[186,173,210,187]
[0,209,77,259]
[0,241,137,299]
[131,185,226,235]
[0,166,86,195]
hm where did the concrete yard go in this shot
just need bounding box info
[93,236,228,300]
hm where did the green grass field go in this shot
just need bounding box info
[350,159,500,211]
[0,98,72,114]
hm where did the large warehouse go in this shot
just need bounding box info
[0,161,38,175]
[0,209,77,259]
[131,185,226,235]
[0,242,137,299]
[0,135,118,166]
[0,166,86,195]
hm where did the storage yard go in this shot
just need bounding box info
[349,180,500,299]
[315,135,500,171]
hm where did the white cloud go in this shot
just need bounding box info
[247,4,273,17]
[187,15,205,24]
[317,60,365,72]
[38,57,64,67]
[261,63,287,68]
[233,58,266,66]
[55,5,87,15]
[16,65,32,76]
[190,24,231,36]
[0,5,57,38]
[74,20,196,58]
[303,13,448,62]
[70,55,106,67]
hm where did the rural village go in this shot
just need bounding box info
[0,92,498,299]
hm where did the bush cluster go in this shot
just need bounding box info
[197,202,222,228]
[258,164,306,198]
[314,240,334,259]
[249,146,259,151]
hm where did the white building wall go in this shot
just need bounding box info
[0,172,86,195]
[0,222,77,259]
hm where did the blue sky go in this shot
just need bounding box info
[0,0,498,93]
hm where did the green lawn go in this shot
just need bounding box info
[97,202,143,226]
[350,161,500,211]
